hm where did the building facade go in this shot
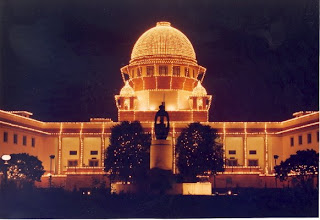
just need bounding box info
[0,22,318,189]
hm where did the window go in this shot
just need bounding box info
[31,138,35,147]
[298,135,302,145]
[137,67,141,77]
[3,132,8,142]
[290,137,294,147]
[131,69,134,78]
[249,150,256,155]
[13,134,18,144]
[124,98,130,110]
[89,159,99,167]
[193,69,195,78]
[173,66,180,76]
[184,67,190,77]
[68,160,78,167]
[317,131,319,142]
[146,66,154,76]
[159,65,168,76]
[248,159,258,166]
[307,133,312,144]
[227,159,237,166]
[69,151,77,155]
[229,150,236,155]
[90,151,98,155]
[23,136,27,146]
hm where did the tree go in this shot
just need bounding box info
[176,122,224,183]
[105,121,151,184]
[274,149,319,188]
[0,153,45,188]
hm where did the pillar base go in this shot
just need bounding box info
[150,139,172,170]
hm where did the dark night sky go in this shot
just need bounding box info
[0,0,318,122]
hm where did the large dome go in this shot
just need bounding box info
[131,21,196,62]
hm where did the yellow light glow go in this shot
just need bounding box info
[167,105,176,111]
[149,105,156,110]
[264,123,269,174]
[58,123,63,175]
[80,123,84,167]
[0,120,50,135]
[192,81,207,96]
[244,122,247,167]
[120,81,135,97]
[1,155,11,161]
[276,122,319,134]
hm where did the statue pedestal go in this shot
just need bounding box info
[150,139,173,170]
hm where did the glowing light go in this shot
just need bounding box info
[120,81,135,97]
[80,123,84,167]
[101,123,105,167]
[172,122,176,174]
[276,122,319,134]
[58,123,63,174]
[244,122,247,167]
[264,123,269,174]
[0,109,45,124]
[167,105,176,111]
[140,105,148,111]
[223,123,226,168]
[282,111,318,123]
[124,99,130,109]
[149,105,156,110]
[197,97,203,110]
[0,120,50,135]
[1,155,11,161]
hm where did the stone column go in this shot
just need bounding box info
[244,122,248,167]
[264,123,269,174]
[150,139,173,170]
[58,123,63,174]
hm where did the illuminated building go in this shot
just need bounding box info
[116,21,211,122]
[0,22,318,190]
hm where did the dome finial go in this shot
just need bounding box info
[192,81,207,96]
[131,21,196,61]
[120,81,135,97]
[156,21,171,26]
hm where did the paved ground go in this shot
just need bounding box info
[0,187,318,218]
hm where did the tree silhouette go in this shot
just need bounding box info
[176,122,224,182]
[105,121,151,184]
[0,153,45,188]
[274,149,319,188]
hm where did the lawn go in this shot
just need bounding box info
[0,187,317,218]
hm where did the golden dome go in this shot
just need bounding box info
[131,21,196,62]
[120,81,135,97]
[192,81,207,96]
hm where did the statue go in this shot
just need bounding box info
[154,102,170,140]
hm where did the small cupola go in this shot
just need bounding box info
[115,81,137,111]
[189,81,212,111]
